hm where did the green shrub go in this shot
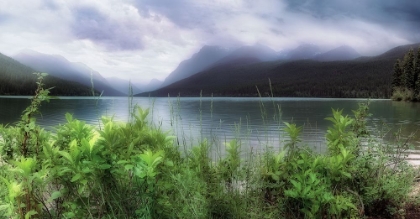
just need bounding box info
[0,75,417,218]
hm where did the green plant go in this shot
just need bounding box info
[1,75,419,219]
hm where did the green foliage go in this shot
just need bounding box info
[258,103,415,218]
[0,77,417,218]
[391,87,414,101]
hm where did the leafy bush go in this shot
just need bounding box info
[0,75,417,218]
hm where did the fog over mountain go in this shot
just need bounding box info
[105,77,143,95]
[285,44,321,60]
[0,1,419,83]
[0,52,96,96]
[154,43,363,89]
[142,78,163,92]
[314,46,361,61]
[161,46,229,87]
[138,42,420,98]
[14,50,123,96]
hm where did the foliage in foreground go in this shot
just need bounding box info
[0,75,418,218]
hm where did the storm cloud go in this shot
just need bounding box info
[283,0,420,41]
[71,6,145,50]
[0,0,419,83]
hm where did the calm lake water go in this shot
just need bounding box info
[1,97,420,155]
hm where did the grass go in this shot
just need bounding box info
[0,75,419,218]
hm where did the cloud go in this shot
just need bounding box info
[134,0,220,29]
[132,0,419,54]
[0,12,9,24]
[0,0,420,83]
[71,6,145,51]
[282,0,420,39]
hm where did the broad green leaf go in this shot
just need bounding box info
[48,191,63,202]
[290,179,301,191]
[99,164,111,170]
[25,210,38,219]
[71,173,82,182]
[58,151,73,163]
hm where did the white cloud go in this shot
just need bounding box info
[0,0,418,84]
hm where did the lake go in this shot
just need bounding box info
[1,97,420,156]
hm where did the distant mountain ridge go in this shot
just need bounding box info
[314,45,360,61]
[374,43,420,60]
[156,44,361,91]
[0,52,97,96]
[142,78,163,92]
[209,44,278,68]
[160,46,230,88]
[137,43,419,98]
[286,44,321,60]
[14,50,124,96]
[105,77,143,95]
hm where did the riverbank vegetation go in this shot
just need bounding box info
[391,47,420,101]
[0,75,420,218]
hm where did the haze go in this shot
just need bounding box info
[0,0,419,84]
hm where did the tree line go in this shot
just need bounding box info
[391,47,420,101]
[142,58,395,99]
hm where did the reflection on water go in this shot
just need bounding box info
[1,97,420,153]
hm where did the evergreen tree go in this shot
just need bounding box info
[403,48,415,90]
[392,59,403,89]
[415,48,420,96]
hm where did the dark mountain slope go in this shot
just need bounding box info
[375,43,420,60]
[209,44,277,68]
[314,45,360,61]
[161,46,229,87]
[0,52,97,96]
[138,43,419,98]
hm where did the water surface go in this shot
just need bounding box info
[1,97,420,154]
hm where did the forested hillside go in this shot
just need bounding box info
[0,53,97,96]
[139,43,420,98]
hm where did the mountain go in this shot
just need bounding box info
[314,45,360,61]
[14,50,124,96]
[286,44,321,60]
[106,77,142,95]
[209,44,278,68]
[138,43,420,98]
[160,46,229,87]
[142,78,163,92]
[375,43,420,60]
[0,52,97,96]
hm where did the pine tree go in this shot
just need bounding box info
[403,48,415,90]
[392,59,403,89]
[415,47,420,96]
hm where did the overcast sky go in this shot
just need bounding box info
[0,0,419,84]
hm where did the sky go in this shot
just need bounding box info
[0,0,420,84]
